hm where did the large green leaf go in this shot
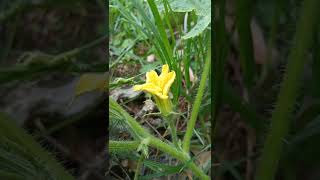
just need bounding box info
[157,0,211,39]
[182,14,211,39]
[165,0,210,16]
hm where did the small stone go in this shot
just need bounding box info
[147,54,156,62]
[142,99,156,112]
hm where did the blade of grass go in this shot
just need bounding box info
[182,35,211,153]
[146,0,183,104]
[235,0,255,89]
[133,155,145,180]
[258,0,284,85]
[255,0,320,179]
[183,39,192,89]
[112,1,164,64]
[147,0,173,59]
[130,0,181,103]
[163,1,176,45]
[212,0,229,143]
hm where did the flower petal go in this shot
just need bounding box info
[161,64,169,75]
[162,71,176,96]
[160,64,169,78]
[133,85,144,91]
[146,70,159,84]
[137,83,162,95]
[135,64,175,100]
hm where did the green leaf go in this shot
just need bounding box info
[75,73,107,96]
[160,0,211,39]
[164,0,210,16]
[182,15,211,39]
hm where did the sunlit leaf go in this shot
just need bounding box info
[157,0,211,39]
[182,14,211,39]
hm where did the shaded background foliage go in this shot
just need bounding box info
[213,0,320,179]
[0,0,107,179]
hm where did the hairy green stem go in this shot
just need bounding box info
[164,114,179,148]
[0,113,74,180]
[255,0,320,179]
[182,43,211,153]
[148,137,209,180]
[109,141,140,153]
[109,98,209,179]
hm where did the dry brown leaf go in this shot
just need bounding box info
[197,151,211,167]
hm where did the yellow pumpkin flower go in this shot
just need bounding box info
[134,64,175,116]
